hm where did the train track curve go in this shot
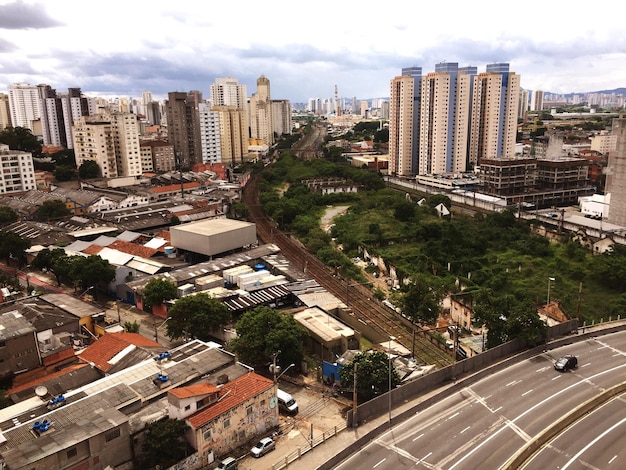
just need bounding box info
[243,172,453,368]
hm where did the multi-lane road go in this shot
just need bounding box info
[335,331,626,469]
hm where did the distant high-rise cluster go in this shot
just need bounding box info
[0,75,294,192]
[389,62,521,177]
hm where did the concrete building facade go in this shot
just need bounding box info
[7,83,41,132]
[389,74,416,176]
[198,102,222,165]
[0,93,11,130]
[0,144,37,194]
[165,91,202,168]
[606,116,626,226]
[210,77,247,109]
[213,106,249,166]
[271,99,292,137]
[249,75,274,145]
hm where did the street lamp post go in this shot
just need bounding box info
[154,317,171,344]
[547,277,555,307]
[388,335,395,426]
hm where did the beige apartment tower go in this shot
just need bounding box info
[249,75,274,145]
[213,106,249,166]
[389,75,415,176]
[469,64,520,166]
[418,65,471,175]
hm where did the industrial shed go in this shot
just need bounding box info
[170,218,257,257]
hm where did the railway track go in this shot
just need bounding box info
[244,173,454,368]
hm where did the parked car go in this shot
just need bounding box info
[554,355,578,371]
[251,437,275,458]
[216,457,238,470]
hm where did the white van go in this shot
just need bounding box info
[277,388,298,415]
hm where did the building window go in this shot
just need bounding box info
[184,404,191,411]
[67,448,77,459]
[246,405,253,416]
[223,418,230,429]
[202,427,212,441]
[105,428,121,442]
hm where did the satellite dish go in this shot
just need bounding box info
[35,386,48,397]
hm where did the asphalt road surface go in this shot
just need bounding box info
[335,331,626,470]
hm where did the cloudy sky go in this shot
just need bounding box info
[1,0,625,104]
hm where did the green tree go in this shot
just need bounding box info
[37,199,71,221]
[398,275,443,325]
[140,419,190,470]
[50,149,76,167]
[54,164,76,182]
[78,160,100,179]
[339,350,401,402]
[166,293,231,341]
[124,321,140,333]
[0,126,42,155]
[0,206,18,225]
[230,306,307,369]
[142,278,177,310]
[394,201,416,222]
[69,255,115,298]
[0,231,30,267]
[31,248,70,286]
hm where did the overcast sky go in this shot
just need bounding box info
[1,0,625,104]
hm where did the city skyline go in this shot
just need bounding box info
[1,1,626,103]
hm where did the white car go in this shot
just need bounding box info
[250,437,275,458]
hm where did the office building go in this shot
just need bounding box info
[7,82,41,132]
[165,91,202,168]
[249,75,274,145]
[198,102,222,165]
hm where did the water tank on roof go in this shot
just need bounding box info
[164,246,175,258]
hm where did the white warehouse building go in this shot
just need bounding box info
[170,218,257,258]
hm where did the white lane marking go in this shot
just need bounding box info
[562,417,626,469]
[373,458,386,468]
[449,363,626,470]
[582,363,591,367]
[493,406,502,413]
[419,452,433,463]
[609,455,617,464]
[506,380,520,387]
[448,412,460,420]
[521,389,533,397]
[412,433,424,442]
[460,426,471,434]
[552,375,561,380]
[536,366,551,372]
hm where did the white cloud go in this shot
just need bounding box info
[0,0,625,102]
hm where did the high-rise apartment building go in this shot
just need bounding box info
[531,90,544,111]
[140,140,175,173]
[72,113,141,178]
[0,94,12,130]
[210,78,247,109]
[7,83,41,132]
[271,100,292,137]
[605,116,626,226]
[38,86,92,149]
[249,75,274,145]
[212,106,248,166]
[519,89,529,119]
[198,102,222,165]
[389,74,416,176]
[469,63,520,166]
[165,91,202,168]
[418,63,472,175]
[0,144,36,194]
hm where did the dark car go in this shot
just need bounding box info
[554,355,578,371]
[250,437,275,458]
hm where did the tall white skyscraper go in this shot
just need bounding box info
[198,102,222,164]
[8,83,41,132]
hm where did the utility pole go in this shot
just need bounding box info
[352,362,358,428]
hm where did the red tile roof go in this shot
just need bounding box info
[78,332,160,372]
[169,383,220,399]
[187,372,273,429]
[152,182,201,193]
[108,240,158,258]
[8,364,88,395]
[82,244,104,255]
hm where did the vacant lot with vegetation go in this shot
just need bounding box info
[255,153,626,347]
